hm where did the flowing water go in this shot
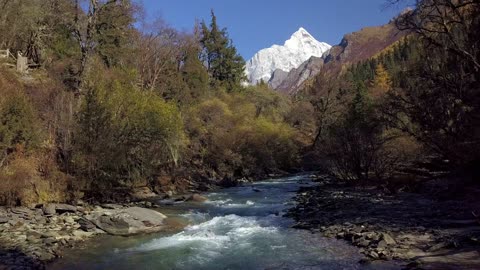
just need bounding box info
[49,175,399,270]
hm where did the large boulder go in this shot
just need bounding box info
[55,204,77,213]
[86,207,167,236]
[42,203,77,215]
[42,204,56,215]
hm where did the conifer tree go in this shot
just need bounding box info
[94,0,136,68]
[200,10,245,91]
[182,41,209,101]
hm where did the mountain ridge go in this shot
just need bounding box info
[275,21,407,95]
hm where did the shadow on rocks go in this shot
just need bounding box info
[0,248,45,270]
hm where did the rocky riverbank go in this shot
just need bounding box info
[287,175,480,269]
[0,193,208,270]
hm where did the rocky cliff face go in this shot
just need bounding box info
[275,56,324,94]
[269,69,289,89]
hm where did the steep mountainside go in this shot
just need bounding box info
[274,56,324,93]
[276,21,407,94]
[245,28,331,85]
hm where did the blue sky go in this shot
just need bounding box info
[140,0,408,60]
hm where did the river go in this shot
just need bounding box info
[49,175,398,270]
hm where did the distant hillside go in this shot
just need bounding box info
[276,20,407,95]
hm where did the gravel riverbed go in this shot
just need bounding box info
[286,175,480,269]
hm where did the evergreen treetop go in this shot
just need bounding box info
[200,10,246,91]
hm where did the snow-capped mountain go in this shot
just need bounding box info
[245,27,331,85]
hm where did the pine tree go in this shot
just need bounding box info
[95,0,136,68]
[200,10,246,91]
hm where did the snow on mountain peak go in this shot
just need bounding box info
[245,27,331,85]
[290,27,313,41]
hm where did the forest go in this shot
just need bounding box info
[0,0,479,206]
[299,0,480,189]
[0,0,304,206]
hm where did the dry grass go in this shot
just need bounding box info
[0,67,72,206]
[0,151,69,206]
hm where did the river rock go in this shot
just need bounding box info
[43,238,57,245]
[72,230,94,239]
[381,233,396,245]
[86,207,167,236]
[427,242,449,252]
[132,187,157,200]
[64,216,75,224]
[75,199,86,206]
[33,250,56,261]
[78,217,97,232]
[26,231,42,241]
[377,240,388,248]
[354,237,371,247]
[101,204,123,209]
[186,194,208,202]
[0,216,8,224]
[8,217,23,227]
[11,207,34,217]
[41,231,61,239]
[42,204,57,215]
[368,250,380,259]
[144,201,153,208]
[55,204,77,213]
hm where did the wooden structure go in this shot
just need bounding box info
[0,49,13,59]
[0,49,33,73]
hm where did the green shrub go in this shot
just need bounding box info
[74,67,185,188]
